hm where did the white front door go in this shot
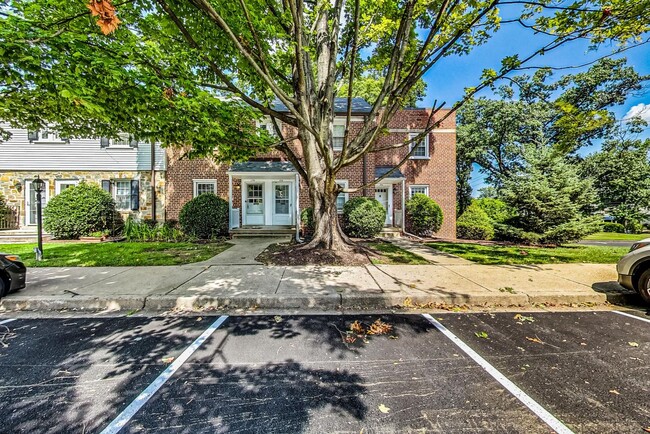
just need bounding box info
[244,182,264,226]
[375,187,391,226]
[272,183,292,225]
[25,180,49,226]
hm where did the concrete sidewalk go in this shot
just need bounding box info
[0,260,635,312]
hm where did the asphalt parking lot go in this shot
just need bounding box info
[1,310,649,433]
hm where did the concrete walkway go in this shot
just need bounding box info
[0,258,635,312]
[198,237,291,265]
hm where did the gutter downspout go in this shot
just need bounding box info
[228,174,233,230]
[151,140,156,223]
[295,173,302,242]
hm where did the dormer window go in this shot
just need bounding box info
[100,133,138,148]
[27,129,68,143]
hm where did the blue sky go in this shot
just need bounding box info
[418,16,650,195]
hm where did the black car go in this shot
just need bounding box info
[0,253,26,298]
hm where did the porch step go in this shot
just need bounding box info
[230,226,296,239]
[379,227,402,238]
[0,232,52,244]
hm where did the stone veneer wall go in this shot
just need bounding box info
[0,171,166,228]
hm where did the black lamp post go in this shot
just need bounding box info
[32,176,45,261]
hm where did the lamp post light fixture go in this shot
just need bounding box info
[32,176,45,261]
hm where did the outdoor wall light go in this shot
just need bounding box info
[14,180,22,193]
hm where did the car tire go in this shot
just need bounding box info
[636,268,650,303]
[0,275,7,299]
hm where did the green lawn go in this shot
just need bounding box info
[365,241,429,265]
[0,241,232,267]
[426,241,628,265]
[583,232,649,241]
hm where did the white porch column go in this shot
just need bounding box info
[228,174,233,229]
[295,173,300,240]
[401,178,406,233]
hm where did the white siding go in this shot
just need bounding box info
[0,125,166,171]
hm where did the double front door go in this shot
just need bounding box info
[243,181,293,226]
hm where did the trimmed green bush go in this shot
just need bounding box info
[179,193,229,239]
[602,222,625,233]
[456,203,494,240]
[629,220,644,234]
[405,193,443,237]
[43,182,121,239]
[473,198,515,224]
[300,207,314,233]
[343,197,386,238]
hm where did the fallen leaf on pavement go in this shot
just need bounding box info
[378,404,390,413]
[274,316,282,323]
[643,427,650,433]
[475,331,489,339]
[350,320,365,335]
[514,314,535,323]
[161,357,175,364]
[526,336,543,344]
[628,342,639,347]
[367,319,393,335]
[609,389,620,395]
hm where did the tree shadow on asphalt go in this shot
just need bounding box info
[0,317,207,433]
[123,360,368,433]
[0,314,435,433]
[224,314,433,358]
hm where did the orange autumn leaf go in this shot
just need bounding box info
[87,0,121,35]
[350,320,365,335]
[367,319,393,335]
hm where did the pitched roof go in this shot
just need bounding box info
[229,160,296,173]
[270,98,372,115]
[375,166,406,179]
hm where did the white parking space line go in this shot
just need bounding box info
[422,314,574,434]
[613,310,650,324]
[100,315,229,434]
[0,319,16,325]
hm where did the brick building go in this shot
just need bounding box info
[166,98,457,238]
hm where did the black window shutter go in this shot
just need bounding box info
[130,180,140,210]
[101,180,111,193]
[100,137,110,148]
[27,131,39,141]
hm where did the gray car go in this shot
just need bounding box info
[617,238,650,302]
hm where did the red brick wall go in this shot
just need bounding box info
[165,109,457,238]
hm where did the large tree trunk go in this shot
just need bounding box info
[299,128,352,251]
[303,176,352,250]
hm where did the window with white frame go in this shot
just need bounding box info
[193,179,217,197]
[55,180,79,195]
[409,185,429,198]
[336,180,349,213]
[257,117,279,138]
[29,128,67,143]
[409,132,429,159]
[114,180,132,210]
[332,124,345,151]
[111,133,133,147]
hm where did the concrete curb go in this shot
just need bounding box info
[0,291,638,312]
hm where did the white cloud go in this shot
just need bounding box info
[624,103,650,123]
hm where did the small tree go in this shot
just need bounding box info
[43,183,119,239]
[406,194,443,237]
[500,147,600,244]
[472,198,514,224]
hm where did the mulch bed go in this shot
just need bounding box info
[256,241,383,266]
